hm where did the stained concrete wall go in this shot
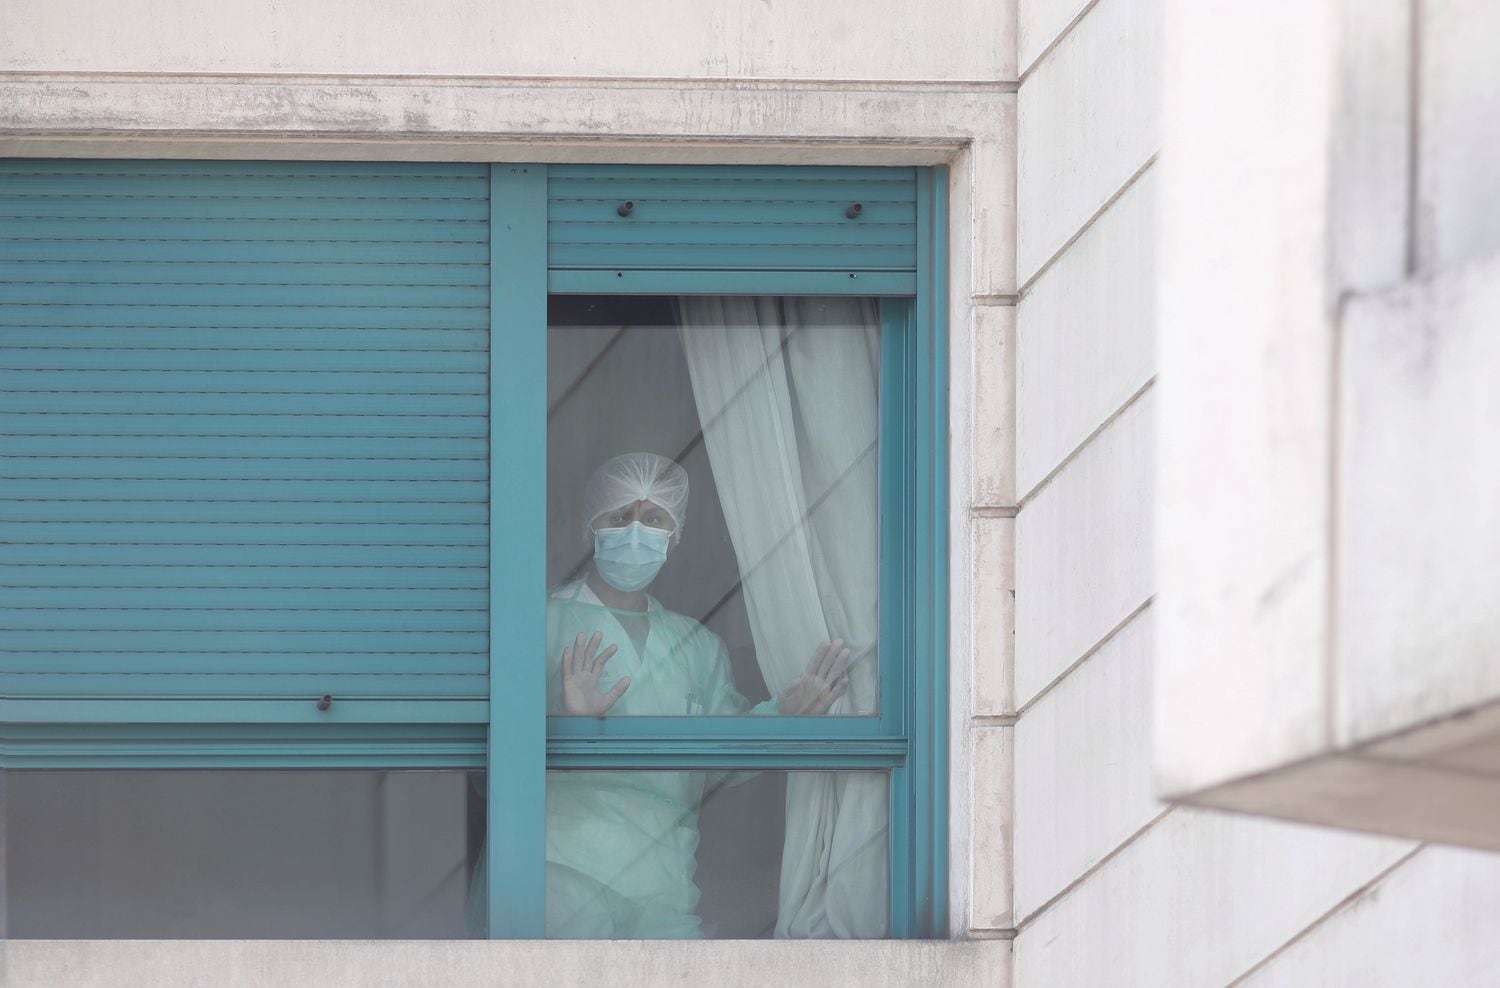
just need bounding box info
[1153,0,1500,856]
[1013,0,1500,983]
[0,0,1011,82]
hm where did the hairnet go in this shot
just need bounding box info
[582,452,690,544]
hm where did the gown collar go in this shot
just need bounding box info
[553,576,662,616]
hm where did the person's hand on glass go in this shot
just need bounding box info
[777,638,852,715]
[561,631,630,715]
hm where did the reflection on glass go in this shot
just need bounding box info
[545,770,889,939]
[4,770,475,939]
[547,296,882,717]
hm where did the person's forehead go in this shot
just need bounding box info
[595,498,673,519]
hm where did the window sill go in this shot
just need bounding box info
[2,938,1011,988]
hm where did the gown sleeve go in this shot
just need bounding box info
[691,621,778,794]
[544,596,567,714]
[694,622,778,716]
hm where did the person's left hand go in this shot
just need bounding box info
[777,638,851,715]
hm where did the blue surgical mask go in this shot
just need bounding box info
[593,521,671,592]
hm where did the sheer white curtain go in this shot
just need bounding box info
[678,296,888,938]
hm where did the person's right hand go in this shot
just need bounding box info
[561,631,630,715]
[776,638,851,715]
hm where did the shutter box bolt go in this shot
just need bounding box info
[317,694,333,711]
[617,201,635,217]
[846,203,863,219]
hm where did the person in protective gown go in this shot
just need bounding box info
[470,452,851,938]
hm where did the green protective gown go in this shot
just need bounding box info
[469,579,774,939]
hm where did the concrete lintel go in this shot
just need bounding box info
[0,75,1010,162]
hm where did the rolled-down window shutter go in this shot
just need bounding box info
[546,165,918,294]
[0,161,490,728]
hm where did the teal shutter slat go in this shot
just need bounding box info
[0,197,489,220]
[0,306,488,329]
[0,503,485,523]
[0,435,488,457]
[0,161,489,725]
[0,368,487,392]
[0,413,489,437]
[0,545,489,566]
[547,165,918,282]
[0,178,487,198]
[0,241,490,263]
[548,202,917,227]
[548,269,916,296]
[0,480,484,500]
[0,262,490,286]
[0,520,484,541]
[0,160,489,177]
[0,218,488,242]
[0,328,490,350]
[0,349,487,372]
[0,565,487,588]
[1,459,487,481]
[4,653,486,674]
[0,284,488,307]
[549,243,915,270]
[2,698,491,725]
[0,586,488,608]
[0,394,488,415]
[0,673,490,696]
[3,631,486,652]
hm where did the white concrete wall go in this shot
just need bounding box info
[1240,846,1500,986]
[1337,0,1500,752]
[1152,0,1500,853]
[1012,0,1500,982]
[1340,256,1500,746]
[1153,0,1344,795]
[1415,0,1500,272]
[0,0,1012,82]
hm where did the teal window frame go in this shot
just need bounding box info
[485,164,949,939]
[0,160,948,940]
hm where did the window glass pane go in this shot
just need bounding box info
[546,296,882,717]
[544,769,889,938]
[3,770,477,939]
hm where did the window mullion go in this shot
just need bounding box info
[486,164,550,939]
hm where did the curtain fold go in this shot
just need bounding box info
[678,296,888,938]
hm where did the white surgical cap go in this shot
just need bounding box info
[582,452,690,544]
